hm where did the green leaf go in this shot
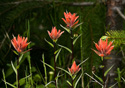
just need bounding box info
[58,44,72,53]
[45,81,55,87]
[104,64,114,77]
[56,67,72,77]
[74,73,82,88]
[55,73,64,80]
[2,80,16,88]
[12,50,19,55]
[73,22,83,30]
[85,73,103,86]
[2,69,7,88]
[60,24,70,33]
[41,60,54,71]
[92,72,103,83]
[42,54,47,84]
[66,80,72,86]
[73,34,82,45]
[101,36,108,40]
[44,38,54,47]
[19,54,24,62]
[55,48,62,62]
[78,57,89,66]
[11,61,17,75]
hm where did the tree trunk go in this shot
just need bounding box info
[105,0,124,88]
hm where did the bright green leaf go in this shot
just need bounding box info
[44,38,54,47]
[58,44,72,53]
[104,64,114,77]
[11,61,17,75]
[60,24,70,33]
[73,34,82,45]
[66,80,72,86]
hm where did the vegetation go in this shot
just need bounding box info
[0,0,125,88]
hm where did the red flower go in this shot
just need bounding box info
[68,61,81,75]
[62,12,79,28]
[47,27,64,41]
[92,38,114,57]
[11,35,30,53]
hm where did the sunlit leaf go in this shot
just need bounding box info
[11,61,17,75]
[104,64,114,77]
[66,80,72,86]
[19,54,24,62]
[41,60,54,71]
[74,73,82,88]
[58,44,72,53]
[44,38,54,47]
[2,80,16,88]
[55,48,62,62]
[2,69,7,88]
[78,57,89,66]
[73,34,82,45]
[92,72,103,83]
[42,54,47,84]
[60,24,70,33]
[56,67,72,77]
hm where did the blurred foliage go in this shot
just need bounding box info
[0,0,124,88]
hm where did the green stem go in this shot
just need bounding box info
[17,54,20,88]
[101,56,105,88]
[54,42,57,88]
[70,28,74,62]
[72,79,74,88]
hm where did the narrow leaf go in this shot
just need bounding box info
[74,73,82,88]
[85,73,103,86]
[78,57,89,66]
[2,69,7,88]
[56,67,72,77]
[60,24,70,33]
[42,54,47,84]
[11,61,17,75]
[55,48,62,62]
[41,60,54,71]
[44,38,54,47]
[92,72,103,83]
[66,80,72,86]
[104,64,114,77]
[45,81,55,87]
[73,22,83,29]
[73,34,82,45]
[58,44,72,53]
[2,80,16,88]
[19,54,24,62]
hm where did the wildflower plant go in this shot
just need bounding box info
[11,34,31,88]
[47,27,64,88]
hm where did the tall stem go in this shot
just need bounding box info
[70,28,74,61]
[72,79,74,88]
[101,57,105,88]
[54,42,57,88]
[17,54,20,88]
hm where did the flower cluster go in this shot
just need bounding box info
[11,35,30,53]
[92,38,114,57]
[68,61,81,75]
[47,27,64,42]
[62,12,79,28]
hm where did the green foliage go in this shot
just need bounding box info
[106,30,125,48]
